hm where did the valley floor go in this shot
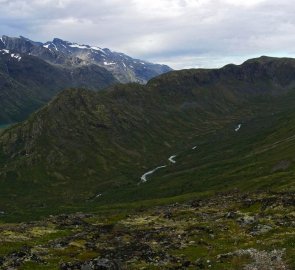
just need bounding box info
[0,191,294,269]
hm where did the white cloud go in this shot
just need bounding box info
[223,0,266,7]
[0,0,295,69]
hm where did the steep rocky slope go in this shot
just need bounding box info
[1,35,172,84]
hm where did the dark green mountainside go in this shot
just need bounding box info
[0,56,295,219]
[0,52,117,124]
[1,56,295,269]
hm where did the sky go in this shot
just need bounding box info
[0,0,295,69]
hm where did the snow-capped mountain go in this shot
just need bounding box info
[0,35,172,83]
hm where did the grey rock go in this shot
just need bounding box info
[237,215,256,226]
[1,35,172,84]
[251,224,273,235]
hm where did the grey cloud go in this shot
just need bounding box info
[1,0,295,69]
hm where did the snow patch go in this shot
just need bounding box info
[10,53,22,61]
[0,49,9,54]
[103,61,115,66]
[52,43,58,51]
[91,46,106,54]
[43,44,50,49]
[69,43,88,49]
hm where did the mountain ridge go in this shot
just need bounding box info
[0,35,172,84]
[0,49,117,124]
[1,56,295,214]
[0,35,172,125]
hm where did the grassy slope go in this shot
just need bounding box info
[0,84,251,218]
[0,58,295,268]
[93,93,295,203]
[1,57,295,220]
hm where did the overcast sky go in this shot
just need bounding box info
[0,0,295,69]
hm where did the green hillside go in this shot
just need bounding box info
[0,56,295,219]
[0,53,117,124]
[0,56,295,269]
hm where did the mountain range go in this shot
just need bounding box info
[0,35,172,124]
[0,35,172,84]
[1,56,295,215]
[0,54,295,269]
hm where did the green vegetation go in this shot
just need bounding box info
[1,57,295,220]
[0,191,293,269]
[0,53,117,125]
[0,56,295,268]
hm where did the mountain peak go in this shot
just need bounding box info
[0,35,172,84]
[52,37,66,43]
[242,55,295,65]
[19,35,32,41]
[51,37,70,45]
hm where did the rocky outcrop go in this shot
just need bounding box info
[60,258,121,270]
[0,191,293,269]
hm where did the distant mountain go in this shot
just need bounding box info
[0,48,117,124]
[0,35,172,124]
[1,56,295,212]
[0,35,172,83]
